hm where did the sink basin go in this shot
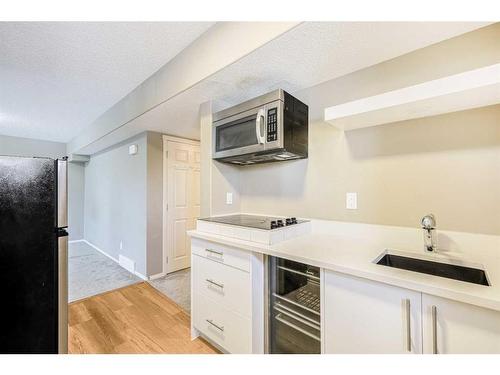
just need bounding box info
[376,253,490,286]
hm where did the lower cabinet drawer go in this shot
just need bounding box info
[193,292,252,354]
[191,238,251,272]
[192,254,251,318]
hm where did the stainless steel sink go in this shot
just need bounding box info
[375,252,490,286]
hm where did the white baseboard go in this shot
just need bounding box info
[74,239,150,280]
[118,254,135,273]
[82,239,120,263]
[149,272,167,280]
[68,239,85,244]
[134,271,148,281]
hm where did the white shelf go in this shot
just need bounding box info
[324,63,500,131]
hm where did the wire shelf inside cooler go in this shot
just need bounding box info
[273,281,320,315]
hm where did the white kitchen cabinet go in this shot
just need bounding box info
[193,292,252,353]
[192,255,252,317]
[191,238,264,354]
[190,234,500,354]
[324,270,422,353]
[191,238,251,272]
[422,294,500,354]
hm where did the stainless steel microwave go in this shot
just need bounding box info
[212,89,308,165]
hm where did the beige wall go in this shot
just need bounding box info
[239,105,500,235]
[200,101,243,217]
[207,23,500,235]
[146,132,164,275]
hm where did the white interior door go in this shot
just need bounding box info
[164,138,201,273]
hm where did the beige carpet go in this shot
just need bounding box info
[68,241,141,302]
[148,268,191,312]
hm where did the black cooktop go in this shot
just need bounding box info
[199,214,307,230]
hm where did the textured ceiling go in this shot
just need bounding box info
[0,21,489,148]
[206,22,491,111]
[78,21,490,154]
[0,22,214,142]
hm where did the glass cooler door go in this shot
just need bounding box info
[268,257,321,354]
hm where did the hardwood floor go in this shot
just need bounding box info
[68,282,218,354]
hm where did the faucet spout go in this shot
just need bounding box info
[421,214,437,252]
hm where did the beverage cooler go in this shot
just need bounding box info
[267,257,321,354]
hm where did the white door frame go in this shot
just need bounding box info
[162,135,201,275]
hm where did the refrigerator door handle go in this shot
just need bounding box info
[57,159,68,228]
[57,229,68,354]
[57,158,68,354]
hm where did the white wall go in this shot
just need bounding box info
[68,163,85,240]
[84,133,148,276]
[0,134,66,159]
[82,131,164,277]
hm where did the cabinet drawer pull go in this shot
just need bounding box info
[431,305,438,354]
[206,279,224,289]
[205,248,223,257]
[206,319,224,332]
[404,299,411,352]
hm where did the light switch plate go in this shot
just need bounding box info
[346,192,357,210]
[226,192,233,205]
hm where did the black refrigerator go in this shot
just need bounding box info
[0,156,68,354]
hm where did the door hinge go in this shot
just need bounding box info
[166,256,169,264]
[166,204,168,211]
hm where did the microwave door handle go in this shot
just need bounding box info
[255,109,266,144]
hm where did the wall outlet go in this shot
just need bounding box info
[119,241,123,250]
[346,192,358,210]
[226,192,233,205]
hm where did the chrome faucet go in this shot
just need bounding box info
[421,214,437,252]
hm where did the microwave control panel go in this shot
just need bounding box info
[267,107,278,142]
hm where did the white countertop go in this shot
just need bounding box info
[188,227,500,312]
